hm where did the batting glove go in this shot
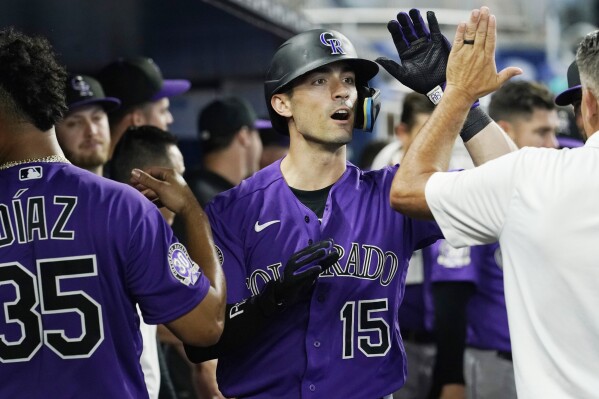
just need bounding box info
[376,9,451,104]
[260,239,340,315]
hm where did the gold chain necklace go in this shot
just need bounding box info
[0,155,70,171]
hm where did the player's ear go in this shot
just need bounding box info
[236,126,252,147]
[497,120,515,140]
[271,93,292,118]
[583,87,598,122]
[395,122,409,141]
[130,108,147,127]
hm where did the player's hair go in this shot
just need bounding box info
[0,28,67,131]
[400,92,434,130]
[110,125,178,184]
[488,80,555,122]
[577,30,599,96]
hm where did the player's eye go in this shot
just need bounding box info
[313,78,326,85]
[65,120,80,129]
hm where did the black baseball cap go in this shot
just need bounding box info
[198,97,268,142]
[65,74,121,113]
[97,57,191,111]
[555,61,582,106]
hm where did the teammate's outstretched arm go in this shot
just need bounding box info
[390,7,522,219]
[185,239,340,363]
[131,167,227,346]
[376,8,517,167]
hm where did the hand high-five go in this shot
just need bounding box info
[445,7,522,103]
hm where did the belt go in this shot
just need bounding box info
[496,350,513,362]
[400,329,435,344]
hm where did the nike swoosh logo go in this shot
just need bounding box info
[254,220,280,232]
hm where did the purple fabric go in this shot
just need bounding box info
[0,163,210,398]
[150,78,191,100]
[430,241,511,352]
[205,160,442,398]
[558,136,584,149]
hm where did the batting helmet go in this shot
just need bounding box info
[265,29,380,135]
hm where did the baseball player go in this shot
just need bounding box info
[184,9,516,398]
[0,28,226,398]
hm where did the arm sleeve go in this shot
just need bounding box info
[428,281,475,398]
[425,151,520,247]
[184,282,282,362]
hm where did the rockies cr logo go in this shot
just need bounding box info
[71,76,93,97]
[320,32,346,55]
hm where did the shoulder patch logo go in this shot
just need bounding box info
[214,244,224,266]
[168,243,201,286]
[19,166,43,181]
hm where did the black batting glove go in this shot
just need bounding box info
[258,239,340,315]
[376,9,451,104]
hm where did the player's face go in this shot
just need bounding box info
[141,97,174,131]
[56,104,111,170]
[286,62,358,145]
[509,108,559,149]
[159,144,185,226]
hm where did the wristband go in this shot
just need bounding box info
[459,107,493,142]
[427,85,444,105]
[427,82,480,109]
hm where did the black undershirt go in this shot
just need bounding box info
[289,184,333,218]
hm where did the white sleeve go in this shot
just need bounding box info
[424,151,519,247]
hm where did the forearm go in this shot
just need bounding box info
[184,288,277,362]
[391,87,472,218]
[464,120,517,166]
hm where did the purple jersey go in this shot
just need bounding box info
[206,160,442,399]
[430,241,510,351]
[0,162,211,398]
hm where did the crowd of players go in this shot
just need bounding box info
[1,5,597,399]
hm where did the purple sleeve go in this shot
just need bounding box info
[205,204,250,304]
[126,205,211,325]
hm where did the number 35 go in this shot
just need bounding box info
[0,256,103,363]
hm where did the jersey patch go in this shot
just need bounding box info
[168,243,201,286]
[19,166,43,180]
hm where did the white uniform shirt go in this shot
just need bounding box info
[425,133,599,399]
[138,307,160,399]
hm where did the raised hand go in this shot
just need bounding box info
[445,7,522,103]
[376,9,451,101]
[130,166,200,217]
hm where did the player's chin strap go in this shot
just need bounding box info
[355,86,381,132]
